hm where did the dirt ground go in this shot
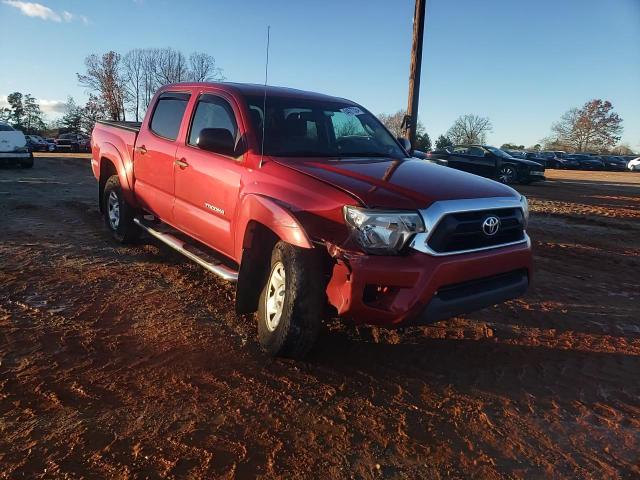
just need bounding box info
[1,155,639,479]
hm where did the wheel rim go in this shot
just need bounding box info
[107,190,120,230]
[265,262,286,331]
[499,166,516,183]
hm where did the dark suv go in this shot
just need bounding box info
[565,154,605,170]
[428,145,545,184]
[600,155,628,171]
[55,133,91,152]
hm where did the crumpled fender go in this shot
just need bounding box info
[234,193,313,261]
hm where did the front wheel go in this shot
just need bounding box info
[498,165,517,184]
[256,241,323,358]
[102,175,140,243]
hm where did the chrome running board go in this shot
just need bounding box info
[134,217,238,282]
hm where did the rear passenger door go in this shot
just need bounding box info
[134,91,190,222]
[173,92,244,258]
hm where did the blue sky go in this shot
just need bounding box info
[1,0,639,148]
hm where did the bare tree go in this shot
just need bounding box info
[446,114,492,144]
[378,109,428,137]
[141,48,160,110]
[188,52,224,82]
[378,110,406,138]
[549,99,623,152]
[611,143,634,155]
[122,49,145,122]
[155,48,188,85]
[77,51,126,121]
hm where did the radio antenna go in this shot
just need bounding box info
[259,25,270,168]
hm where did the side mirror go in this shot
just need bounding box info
[197,128,236,156]
[397,137,411,153]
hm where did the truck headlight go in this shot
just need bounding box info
[520,195,529,227]
[344,206,424,254]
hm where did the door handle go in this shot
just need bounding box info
[135,145,147,155]
[175,158,189,169]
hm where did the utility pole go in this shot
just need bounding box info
[404,0,426,149]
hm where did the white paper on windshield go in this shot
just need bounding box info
[340,107,365,116]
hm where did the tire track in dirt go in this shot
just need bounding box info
[1,159,639,478]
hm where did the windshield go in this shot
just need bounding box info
[485,146,514,159]
[0,124,15,132]
[244,95,405,159]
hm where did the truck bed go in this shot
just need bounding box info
[96,120,142,133]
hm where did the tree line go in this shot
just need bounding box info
[378,110,489,152]
[78,48,224,123]
[0,47,224,136]
[378,98,630,154]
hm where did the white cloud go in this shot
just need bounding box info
[38,99,66,114]
[2,1,88,24]
[0,95,66,115]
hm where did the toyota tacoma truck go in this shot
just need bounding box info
[91,82,532,358]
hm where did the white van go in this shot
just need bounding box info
[0,122,33,168]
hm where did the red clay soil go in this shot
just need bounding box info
[1,157,639,479]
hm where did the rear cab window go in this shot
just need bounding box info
[150,92,191,141]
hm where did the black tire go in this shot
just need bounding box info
[20,155,34,169]
[256,241,323,358]
[102,175,140,243]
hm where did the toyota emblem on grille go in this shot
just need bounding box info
[482,216,501,236]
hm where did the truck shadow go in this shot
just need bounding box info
[306,326,640,405]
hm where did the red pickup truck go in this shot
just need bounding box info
[91,82,532,358]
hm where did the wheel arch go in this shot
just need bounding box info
[235,220,280,314]
[234,195,314,315]
[97,143,136,212]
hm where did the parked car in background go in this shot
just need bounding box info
[77,135,91,152]
[505,150,526,159]
[621,155,638,168]
[600,155,629,171]
[25,135,49,152]
[428,145,545,184]
[0,122,33,168]
[55,133,91,152]
[627,157,640,171]
[45,138,56,152]
[535,151,563,169]
[565,154,604,170]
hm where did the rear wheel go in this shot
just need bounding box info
[498,165,517,184]
[102,175,140,243]
[256,241,323,358]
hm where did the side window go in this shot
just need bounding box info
[451,146,469,155]
[467,147,485,157]
[150,92,190,141]
[188,94,238,147]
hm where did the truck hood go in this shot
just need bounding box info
[273,157,519,209]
